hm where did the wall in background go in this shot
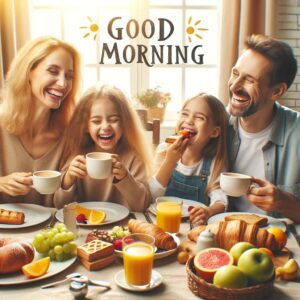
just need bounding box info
[278,0,300,112]
[159,0,300,143]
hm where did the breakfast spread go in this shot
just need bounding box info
[0,209,25,225]
[77,240,115,271]
[0,237,34,274]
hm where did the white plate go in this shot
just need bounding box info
[114,269,162,292]
[56,202,129,226]
[0,253,76,286]
[149,197,207,218]
[0,203,51,229]
[208,212,287,231]
[114,234,180,260]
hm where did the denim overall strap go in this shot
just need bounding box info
[165,157,213,204]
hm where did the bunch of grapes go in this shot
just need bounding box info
[33,223,77,261]
[111,226,130,240]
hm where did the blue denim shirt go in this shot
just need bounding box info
[228,102,300,218]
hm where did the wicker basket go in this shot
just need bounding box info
[186,256,275,300]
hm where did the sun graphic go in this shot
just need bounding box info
[80,16,99,40]
[186,16,208,43]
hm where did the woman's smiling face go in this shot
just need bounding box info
[29,48,74,109]
[88,98,123,152]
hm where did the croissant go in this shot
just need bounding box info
[128,219,177,250]
[188,220,281,253]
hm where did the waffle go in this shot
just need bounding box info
[77,239,114,262]
[80,254,115,271]
[0,209,25,225]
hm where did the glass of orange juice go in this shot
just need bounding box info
[122,233,155,287]
[156,197,183,233]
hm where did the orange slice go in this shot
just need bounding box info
[76,205,92,218]
[22,257,50,278]
[88,209,106,224]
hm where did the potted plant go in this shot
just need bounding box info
[136,87,171,122]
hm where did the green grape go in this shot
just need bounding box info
[56,223,67,232]
[63,242,72,254]
[55,253,64,262]
[68,241,77,252]
[60,232,68,243]
[55,233,64,244]
[48,249,56,260]
[66,231,75,241]
[34,233,44,243]
[54,245,63,254]
[45,230,55,239]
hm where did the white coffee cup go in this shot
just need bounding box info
[220,172,252,197]
[86,152,112,179]
[32,170,61,195]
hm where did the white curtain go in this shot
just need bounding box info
[0,0,31,89]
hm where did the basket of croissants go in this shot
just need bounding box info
[186,220,278,300]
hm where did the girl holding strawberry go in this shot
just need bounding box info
[149,93,229,225]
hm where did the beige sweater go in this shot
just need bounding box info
[54,144,152,212]
[0,123,64,207]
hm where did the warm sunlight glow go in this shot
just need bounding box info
[186,16,208,43]
[80,16,99,40]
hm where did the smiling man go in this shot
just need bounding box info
[227,34,300,223]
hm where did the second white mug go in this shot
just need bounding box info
[32,170,61,194]
[220,172,252,197]
[86,152,112,179]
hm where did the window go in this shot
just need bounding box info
[30,0,219,122]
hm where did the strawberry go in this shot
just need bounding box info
[179,130,190,139]
[76,213,87,223]
[113,239,122,251]
[188,205,194,212]
[124,237,135,244]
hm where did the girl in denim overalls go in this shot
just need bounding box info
[149,93,229,225]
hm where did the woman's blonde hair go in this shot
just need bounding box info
[0,36,82,135]
[62,84,153,177]
[176,93,229,201]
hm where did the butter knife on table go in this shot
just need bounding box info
[287,224,300,247]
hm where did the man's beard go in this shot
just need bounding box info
[229,99,260,117]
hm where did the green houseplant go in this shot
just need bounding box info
[137,87,171,122]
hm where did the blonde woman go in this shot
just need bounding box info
[54,85,153,211]
[0,36,82,206]
[149,93,229,225]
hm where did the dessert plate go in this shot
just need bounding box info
[0,254,76,286]
[56,202,129,226]
[149,197,207,218]
[0,203,51,229]
[114,234,180,260]
[114,270,162,292]
[208,212,287,231]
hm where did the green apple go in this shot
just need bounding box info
[237,248,274,285]
[213,265,248,288]
[229,242,255,264]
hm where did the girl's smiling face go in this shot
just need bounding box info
[177,97,220,150]
[88,98,123,152]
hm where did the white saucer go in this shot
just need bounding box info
[114,270,162,292]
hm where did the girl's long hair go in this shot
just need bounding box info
[0,36,82,135]
[177,93,229,199]
[61,84,153,177]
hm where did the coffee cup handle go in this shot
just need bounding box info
[248,182,259,193]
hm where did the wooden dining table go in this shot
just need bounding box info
[0,208,300,300]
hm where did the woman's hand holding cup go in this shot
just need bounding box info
[0,172,32,196]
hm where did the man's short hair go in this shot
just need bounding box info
[245,34,298,88]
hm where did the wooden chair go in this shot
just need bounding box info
[136,109,161,146]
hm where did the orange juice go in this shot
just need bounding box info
[123,242,154,286]
[156,201,182,233]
